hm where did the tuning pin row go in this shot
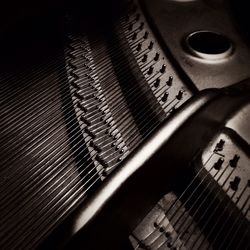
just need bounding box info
[132,32,137,40]
[148,66,154,75]
[166,76,173,86]
[136,43,142,52]
[154,78,161,88]
[142,54,148,63]
[148,41,154,50]
[154,52,160,61]
[143,31,149,39]
[68,38,131,172]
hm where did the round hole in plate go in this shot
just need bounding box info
[185,31,233,60]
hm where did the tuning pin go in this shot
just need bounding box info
[161,92,169,102]
[160,64,166,73]
[229,155,240,168]
[143,31,149,39]
[136,43,142,51]
[132,32,137,40]
[230,176,241,191]
[166,76,173,86]
[142,54,148,63]
[176,90,184,100]
[213,157,224,170]
[154,52,160,61]
[147,66,154,75]
[215,139,225,152]
[154,78,161,88]
[148,41,154,50]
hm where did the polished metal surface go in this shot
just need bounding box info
[0,0,249,249]
[142,0,250,89]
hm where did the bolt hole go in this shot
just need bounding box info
[185,30,233,60]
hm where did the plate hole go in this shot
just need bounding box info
[186,31,233,60]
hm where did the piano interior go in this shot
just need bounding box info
[0,0,249,249]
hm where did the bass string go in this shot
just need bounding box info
[148,159,231,249]
[0,56,174,215]
[1,153,104,245]
[4,96,177,248]
[206,182,250,248]
[0,61,67,124]
[203,197,249,250]
[1,77,176,225]
[177,164,233,235]
[2,83,179,246]
[178,163,238,249]
[10,170,103,250]
[233,206,250,250]
[0,42,146,213]
[139,152,215,245]
[215,191,250,249]
[1,82,180,246]
[148,166,224,249]
[0,47,135,153]
[0,69,178,242]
